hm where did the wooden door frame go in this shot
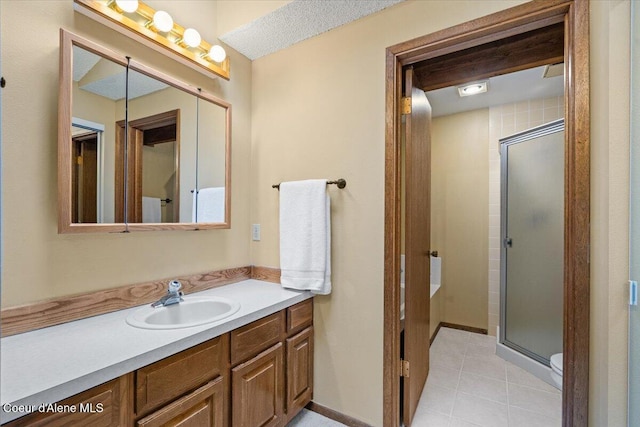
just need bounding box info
[383,1,590,426]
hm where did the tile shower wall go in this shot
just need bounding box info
[487,96,564,336]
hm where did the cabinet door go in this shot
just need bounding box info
[136,377,224,427]
[231,343,284,427]
[4,374,133,427]
[285,327,314,422]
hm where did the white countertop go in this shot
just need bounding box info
[0,280,312,424]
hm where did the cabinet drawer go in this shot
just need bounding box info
[136,377,224,427]
[136,335,228,417]
[231,311,284,365]
[232,343,284,427]
[286,299,313,335]
[4,374,132,427]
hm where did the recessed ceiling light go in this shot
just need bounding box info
[457,81,488,97]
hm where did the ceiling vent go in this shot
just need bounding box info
[543,63,564,78]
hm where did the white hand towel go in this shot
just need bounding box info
[279,179,332,295]
[142,197,161,223]
[192,187,225,223]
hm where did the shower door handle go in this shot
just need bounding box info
[504,237,513,248]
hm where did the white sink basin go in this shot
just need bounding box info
[126,296,240,330]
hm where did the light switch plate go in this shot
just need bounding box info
[252,224,261,241]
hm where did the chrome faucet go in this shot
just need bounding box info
[151,280,184,308]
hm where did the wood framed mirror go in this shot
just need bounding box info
[58,29,231,233]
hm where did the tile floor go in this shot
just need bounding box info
[287,409,347,426]
[287,327,561,427]
[412,327,562,427]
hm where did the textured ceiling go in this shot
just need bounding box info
[74,46,168,101]
[219,0,404,60]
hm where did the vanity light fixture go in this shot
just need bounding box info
[457,81,488,97]
[74,0,230,80]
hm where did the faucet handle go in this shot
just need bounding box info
[168,280,182,293]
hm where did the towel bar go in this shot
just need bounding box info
[272,178,346,190]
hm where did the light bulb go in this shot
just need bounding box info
[152,11,173,33]
[183,28,201,48]
[462,85,483,95]
[115,0,138,13]
[208,45,226,63]
[457,81,488,97]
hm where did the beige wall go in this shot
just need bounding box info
[142,142,176,222]
[250,1,526,424]
[431,109,489,330]
[0,0,632,425]
[590,1,631,426]
[0,0,253,307]
[72,81,119,222]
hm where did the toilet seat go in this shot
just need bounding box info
[550,353,563,375]
[550,353,563,390]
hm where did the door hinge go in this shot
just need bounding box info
[401,97,411,115]
[77,156,83,165]
[400,360,410,378]
[630,280,638,306]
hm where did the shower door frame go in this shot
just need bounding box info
[499,119,565,365]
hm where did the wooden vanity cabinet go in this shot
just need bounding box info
[229,299,314,427]
[3,299,313,427]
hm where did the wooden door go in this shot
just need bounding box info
[72,134,98,223]
[402,66,432,426]
[232,343,284,427]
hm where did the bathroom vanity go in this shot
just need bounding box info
[0,280,313,426]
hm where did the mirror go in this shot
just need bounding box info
[58,30,231,232]
[195,96,229,223]
[70,46,126,226]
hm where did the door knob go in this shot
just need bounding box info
[504,237,513,248]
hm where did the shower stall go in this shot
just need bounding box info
[496,119,564,385]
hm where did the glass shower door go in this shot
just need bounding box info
[500,120,564,365]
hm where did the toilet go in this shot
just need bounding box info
[550,353,563,390]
